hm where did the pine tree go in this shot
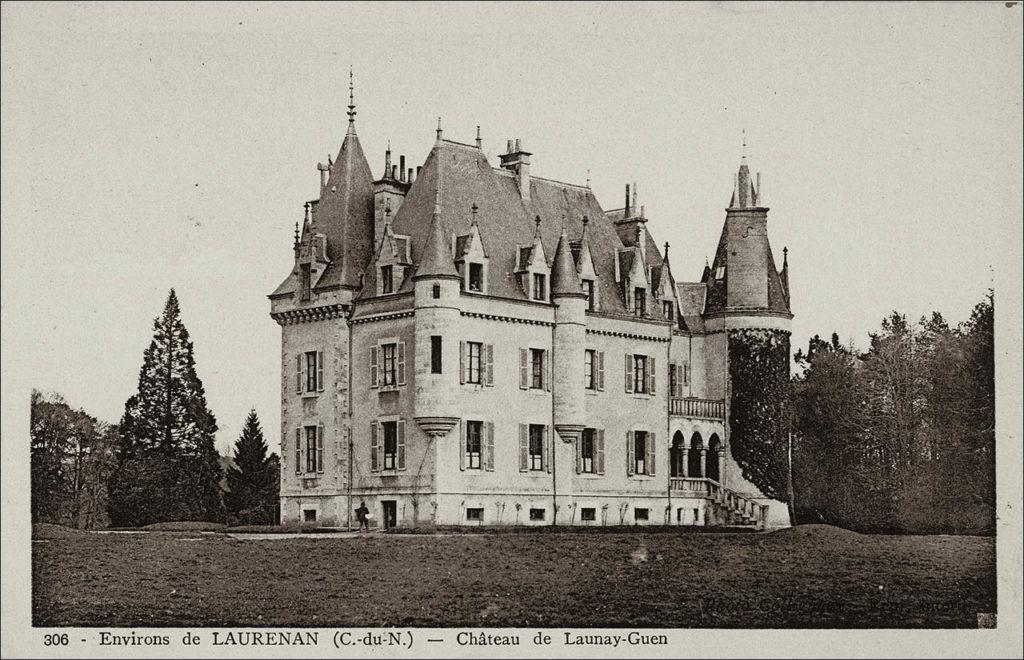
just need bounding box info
[108,289,223,526]
[225,409,279,525]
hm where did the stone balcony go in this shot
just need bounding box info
[669,397,725,420]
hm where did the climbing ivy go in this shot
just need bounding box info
[728,329,791,502]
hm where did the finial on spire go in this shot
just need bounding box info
[346,67,356,129]
[586,169,591,188]
[741,128,747,161]
[293,220,299,250]
[783,246,788,266]
[705,255,710,268]
[475,125,482,149]
[304,201,311,223]
[471,202,479,225]
[534,215,542,239]
[664,241,670,259]
[436,116,443,143]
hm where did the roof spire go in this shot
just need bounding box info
[783,246,788,267]
[534,215,542,239]
[663,241,670,260]
[436,116,443,143]
[475,125,482,149]
[741,128,747,162]
[470,202,479,226]
[550,215,584,298]
[293,220,300,252]
[581,214,590,239]
[585,169,591,189]
[415,180,458,280]
[346,66,357,133]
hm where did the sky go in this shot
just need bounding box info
[2,2,1021,455]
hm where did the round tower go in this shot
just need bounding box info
[550,224,587,443]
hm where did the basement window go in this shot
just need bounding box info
[580,507,596,522]
[466,508,484,522]
[529,508,545,521]
[634,508,649,522]
[303,509,317,523]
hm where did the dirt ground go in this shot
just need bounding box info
[31,526,995,628]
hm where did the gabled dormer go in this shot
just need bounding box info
[654,242,679,322]
[294,202,331,302]
[570,215,600,312]
[515,216,550,302]
[454,203,490,294]
[372,213,411,296]
[615,224,650,317]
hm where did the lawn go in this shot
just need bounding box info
[31,525,995,628]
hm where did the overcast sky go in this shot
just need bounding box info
[3,2,1021,455]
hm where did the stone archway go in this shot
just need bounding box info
[706,434,722,482]
[688,432,704,478]
[670,431,686,477]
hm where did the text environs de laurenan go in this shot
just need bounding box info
[457,632,669,647]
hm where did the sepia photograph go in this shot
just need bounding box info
[2,2,1021,658]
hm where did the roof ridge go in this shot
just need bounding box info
[529,174,590,191]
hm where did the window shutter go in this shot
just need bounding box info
[317,350,325,392]
[597,351,605,391]
[648,432,656,476]
[294,428,301,474]
[596,429,605,475]
[397,341,407,386]
[519,424,528,472]
[543,350,551,392]
[649,357,656,395]
[460,341,467,385]
[484,344,494,386]
[397,419,406,471]
[459,420,466,471]
[575,436,581,474]
[295,354,302,394]
[669,363,676,397]
[543,425,551,473]
[519,349,528,390]
[627,430,635,476]
[625,354,633,393]
[370,422,379,472]
[370,346,379,388]
[684,363,690,387]
[316,425,324,473]
[485,421,495,471]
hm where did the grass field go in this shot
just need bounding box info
[32,525,995,628]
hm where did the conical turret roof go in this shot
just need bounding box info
[551,225,584,297]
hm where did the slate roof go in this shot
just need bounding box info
[676,282,708,333]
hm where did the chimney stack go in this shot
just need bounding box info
[498,137,532,201]
[408,168,414,183]
[384,144,392,179]
[756,172,762,206]
[400,155,406,182]
[625,184,631,217]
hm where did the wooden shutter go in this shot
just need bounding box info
[317,350,325,392]
[484,344,494,386]
[519,424,528,471]
[459,420,466,471]
[316,425,324,473]
[597,351,605,391]
[543,425,551,473]
[624,354,633,393]
[626,430,635,476]
[397,341,406,386]
[370,346,379,388]
[460,341,468,384]
[575,435,582,474]
[543,350,551,392]
[370,422,379,472]
[294,428,301,474]
[519,349,528,389]
[397,419,406,471]
[649,357,656,395]
[596,429,605,475]
[684,363,690,387]
[295,354,302,394]
[647,432,656,476]
[485,421,495,471]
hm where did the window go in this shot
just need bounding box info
[581,428,595,473]
[467,341,482,384]
[465,421,483,469]
[305,351,319,393]
[715,266,725,280]
[580,507,596,522]
[634,287,646,316]
[532,273,546,301]
[529,424,544,471]
[582,279,595,311]
[663,301,674,320]
[300,264,311,301]
[584,349,596,390]
[633,355,648,394]
[432,283,441,299]
[305,426,319,473]
[529,508,545,521]
[303,509,317,523]
[634,508,649,522]
[381,343,397,387]
[468,263,483,292]
[431,336,442,374]
[381,265,393,294]
[466,508,483,522]
[634,431,647,475]
[382,421,397,470]
[530,349,544,390]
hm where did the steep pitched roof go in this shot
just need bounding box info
[676,282,707,332]
[550,228,583,297]
[413,192,459,279]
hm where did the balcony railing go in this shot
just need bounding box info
[669,397,725,420]
[669,477,721,498]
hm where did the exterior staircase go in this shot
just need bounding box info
[670,477,770,530]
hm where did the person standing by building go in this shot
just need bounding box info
[355,501,370,532]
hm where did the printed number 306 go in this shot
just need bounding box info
[44,634,68,646]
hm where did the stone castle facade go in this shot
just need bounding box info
[269,90,793,529]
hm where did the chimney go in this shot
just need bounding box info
[756,172,763,206]
[499,137,532,201]
[384,145,392,179]
[408,168,414,183]
[625,184,631,217]
[391,165,398,180]
[400,155,406,182]
[416,166,422,179]
[632,182,638,216]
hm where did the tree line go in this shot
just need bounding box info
[31,290,279,528]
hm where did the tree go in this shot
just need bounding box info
[108,289,223,526]
[225,409,279,525]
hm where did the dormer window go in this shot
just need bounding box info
[634,287,646,316]
[663,301,674,320]
[381,265,394,294]
[300,264,312,301]
[468,263,483,292]
[582,279,595,311]
[533,273,547,301]
[716,266,726,280]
